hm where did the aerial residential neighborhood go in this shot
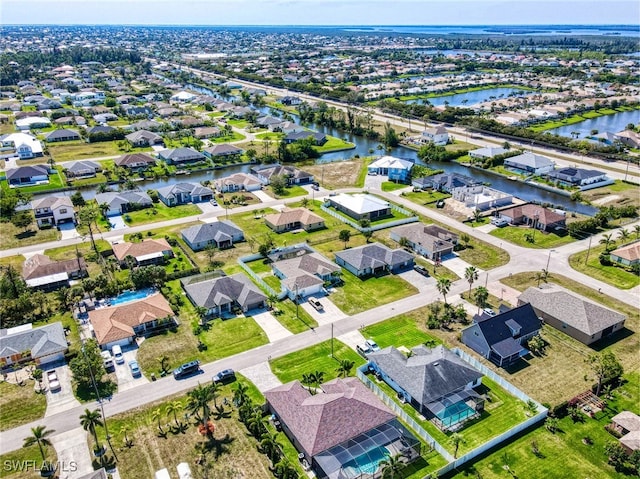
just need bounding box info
[0,8,638,479]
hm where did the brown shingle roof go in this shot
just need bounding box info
[114,153,156,167]
[22,254,87,280]
[112,238,172,261]
[264,207,324,228]
[611,242,640,262]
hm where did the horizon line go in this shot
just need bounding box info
[3,23,638,27]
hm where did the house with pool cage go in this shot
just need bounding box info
[264,377,421,479]
[367,345,484,431]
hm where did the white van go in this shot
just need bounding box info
[112,345,124,365]
[101,350,114,371]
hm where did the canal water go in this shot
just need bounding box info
[404,87,534,107]
[547,110,639,139]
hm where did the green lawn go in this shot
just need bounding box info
[255,132,284,141]
[490,225,576,249]
[209,131,246,143]
[381,181,410,192]
[0,171,64,194]
[450,372,640,479]
[0,221,60,250]
[0,380,47,432]
[265,184,308,198]
[48,140,151,161]
[401,190,451,206]
[123,203,202,227]
[456,238,510,270]
[528,107,638,132]
[315,136,356,154]
[227,119,249,128]
[569,244,640,289]
[270,339,365,384]
[0,443,58,479]
[273,298,318,333]
[329,269,418,315]
[361,315,442,350]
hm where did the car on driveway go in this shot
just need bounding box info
[308,297,324,311]
[365,339,381,352]
[491,217,508,227]
[212,369,236,384]
[112,345,124,365]
[47,370,61,391]
[356,343,373,357]
[483,308,497,317]
[128,360,141,377]
[413,265,429,277]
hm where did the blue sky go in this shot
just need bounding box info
[3,0,638,25]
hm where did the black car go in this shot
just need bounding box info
[212,368,236,384]
[173,360,200,379]
[413,265,430,277]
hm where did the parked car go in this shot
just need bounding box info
[356,343,373,357]
[365,339,380,352]
[491,218,508,227]
[308,297,324,311]
[483,308,497,317]
[311,184,319,191]
[47,370,61,391]
[413,265,429,277]
[112,345,124,365]
[128,360,141,377]
[436,199,445,208]
[101,350,115,372]
[213,369,236,384]
[173,360,200,379]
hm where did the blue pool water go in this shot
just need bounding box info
[343,446,389,476]
[437,402,476,428]
[107,288,155,306]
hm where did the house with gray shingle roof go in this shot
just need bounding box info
[368,345,484,430]
[469,146,509,160]
[0,322,67,368]
[31,196,75,228]
[546,167,609,188]
[265,377,421,478]
[203,144,244,159]
[114,152,157,169]
[271,247,340,299]
[334,243,414,277]
[182,273,266,318]
[518,283,626,345]
[157,147,205,164]
[125,130,164,147]
[5,165,49,186]
[44,128,80,142]
[251,164,314,185]
[504,152,555,175]
[157,182,213,206]
[63,160,101,178]
[94,191,152,216]
[181,220,244,251]
[390,223,458,261]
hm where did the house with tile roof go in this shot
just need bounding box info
[609,241,640,267]
[251,164,314,185]
[31,196,75,228]
[461,303,541,368]
[88,293,175,349]
[498,204,566,232]
[368,345,484,430]
[390,223,457,261]
[610,411,640,454]
[182,273,266,318]
[181,220,244,251]
[125,130,164,147]
[264,207,325,233]
[335,243,414,277]
[157,182,214,206]
[271,247,340,299]
[265,378,421,478]
[0,322,67,368]
[518,283,626,345]
[112,238,174,267]
[214,172,262,192]
[22,254,87,291]
[326,193,391,222]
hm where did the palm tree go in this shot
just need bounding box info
[335,359,355,378]
[233,382,249,407]
[339,229,351,248]
[464,266,479,299]
[473,286,489,310]
[301,373,314,389]
[272,457,298,479]
[23,425,55,462]
[599,233,614,251]
[473,208,482,223]
[380,453,405,478]
[247,409,268,437]
[210,381,221,409]
[634,225,640,240]
[166,401,183,428]
[187,383,214,436]
[451,433,466,458]
[618,228,630,242]
[311,370,325,389]
[151,408,164,434]
[80,408,103,453]
[119,426,133,448]
[260,431,283,462]
[436,277,451,305]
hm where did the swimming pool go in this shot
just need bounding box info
[343,446,389,476]
[436,402,476,428]
[106,288,156,306]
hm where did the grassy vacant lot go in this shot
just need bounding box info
[451,372,640,479]
[381,181,410,192]
[490,225,575,249]
[273,298,318,333]
[0,220,60,250]
[456,238,510,270]
[361,314,441,350]
[124,203,202,227]
[0,380,47,432]
[215,191,262,209]
[304,157,371,189]
[315,136,356,154]
[100,380,273,479]
[209,131,245,143]
[48,140,151,161]
[254,131,284,141]
[0,444,58,479]
[582,180,640,208]
[569,244,640,289]
[330,270,418,315]
[0,254,25,271]
[270,339,365,384]
[529,106,638,132]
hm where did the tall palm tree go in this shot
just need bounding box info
[599,233,614,251]
[634,225,640,240]
[80,408,103,452]
[335,359,355,378]
[233,382,249,407]
[451,433,466,458]
[436,277,451,305]
[247,409,268,437]
[464,266,479,299]
[23,425,55,462]
[187,383,213,434]
[151,408,164,434]
[311,370,325,389]
[166,401,183,428]
[618,228,630,242]
[210,381,221,409]
[473,286,489,310]
[260,431,283,462]
[380,453,405,478]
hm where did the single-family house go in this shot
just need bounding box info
[0,133,44,159]
[114,153,157,169]
[31,196,75,228]
[614,130,640,149]
[63,160,101,179]
[271,247,340,299]
[157,147,205,164]
[157,182,214,206]
[546,167,609,188]
[131,119,162,131]
[368,345,484,430]
[610,412,640,454]
[265,378,421,479]
[170,91,197,103]
[504,152,555,175]
[390,223,458,261]
[182,273,266,318]
[94,191,152,216]
[498,204,566,232]
[203,144,244,159]
[5,165,49,186]
[112,238,174,267]
[609,241,640,267]
[283,130,327,145]
[280,96,302,106]
[157,107,182,118]
[451,185,513,211]
[123,105,153,117]
[0,323,67,369]
[125,130,164,147]
[428,173,480,193]
[215,172,262,193]
[326,193,391,221]
[461,303,542,368]
[194,127,222,139]
[22,254,87,291]
[468,147,509,160]
[367,156,414,183]
[16,116,51,130]
[251,164,314,185]
[335,243,414,277]
[264,208,325,233]
[181,221,244,251]
[88,293,175,349]
[44,129,81,142]
[518,283,626,345]
[421,126,449,146]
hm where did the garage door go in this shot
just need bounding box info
[246,302,265,311]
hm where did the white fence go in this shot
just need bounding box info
[321,204,419,233]
[237,253,284,299]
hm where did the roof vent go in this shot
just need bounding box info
[433,362,439,366]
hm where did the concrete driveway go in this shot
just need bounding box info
[364,174,385,190]
[108,215,128,230]
[50,427,94,479]
[253,189,274,202]
[58,222,81,240]
[197,201,222,214]
[440,255,484,279]
[113,346,148,392]
[397,269,436,293]
[336,330,367,351]
[250,308,293,343]
[476,223,498,233]
[239,361,282,393]
[45,365,81,417]
[300,295,346,326]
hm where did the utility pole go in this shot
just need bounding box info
[331,323,334,358]
[585,235,593,265]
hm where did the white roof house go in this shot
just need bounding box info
[504,152,555,175]
[0,132,44,158]
[15,116,51,130]
[327,193,392,221]
[170,91,197,103]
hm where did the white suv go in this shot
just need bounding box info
[112,345,124,365]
